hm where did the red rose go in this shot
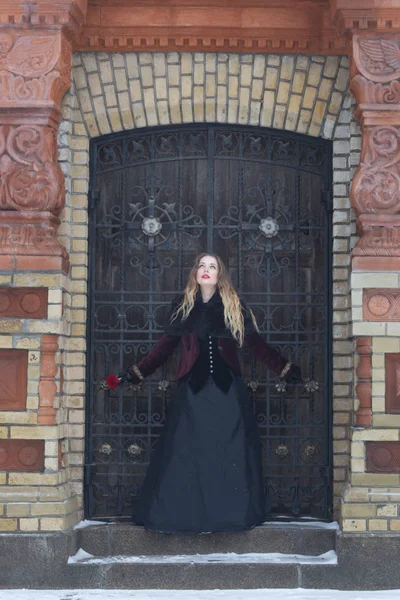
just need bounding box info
[105,374,120,390]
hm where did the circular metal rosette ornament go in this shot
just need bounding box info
[275,380,287,393]
[98,443,113,456]
[304,379,319,393]
[141,216,162,237]
[127,443,143,457]
[246,379,259,392]
[304,444,317,459]
[259,217,279,238]
[158,379,170,392]
[276,444,289,459]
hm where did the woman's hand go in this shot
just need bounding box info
[98,370,136,391]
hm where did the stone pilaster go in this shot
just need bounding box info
[0,2,86,533]
[332,0,400,532]
[0,2,86,274]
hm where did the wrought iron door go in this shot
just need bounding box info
[86,124,332,521]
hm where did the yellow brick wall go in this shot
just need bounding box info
[336,271,400,532]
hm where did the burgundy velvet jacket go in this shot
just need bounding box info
[128,292,292,385]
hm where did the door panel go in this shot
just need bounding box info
[86,124,332,521]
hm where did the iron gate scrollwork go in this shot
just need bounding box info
[86,124,332,521]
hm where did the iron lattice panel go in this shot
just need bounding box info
[86,124,333,521]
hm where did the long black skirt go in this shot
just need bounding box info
[134,375,265,533]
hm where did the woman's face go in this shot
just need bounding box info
[196,255,219,287]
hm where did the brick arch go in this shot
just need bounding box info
[72,51,349,139]
[58,49,355,523]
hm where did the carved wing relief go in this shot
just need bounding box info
[355,36,400,82]
[7,35,59,77]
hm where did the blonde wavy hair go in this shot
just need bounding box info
[171,253,259,346]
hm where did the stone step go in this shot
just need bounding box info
[76,522,338,558]
[66,550,338,589]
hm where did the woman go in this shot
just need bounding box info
[105,253,302,534]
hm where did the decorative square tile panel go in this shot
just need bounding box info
[0,288,48,319]
[0,349,28,410]
[385,353,400,414]
[363,289,400,321]
[367,442,400,473]
[0,440,44,472]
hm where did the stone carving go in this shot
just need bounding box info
[367,294,391,317]
[0,287,47,319]
[350,35,400,259]
[363,289,400,321]
[352,126,400,216]
[353,36,400,83]
[0,439,44,471]
[351,74,400,105]
[0,32,71,105]
[0,213,69,272]
[0,349,28,411]
[0,28,73,272]
[0,33,58,77]
[355,337,372,427]
[38,335,58,425]
[352,225,400,257]
[367,442,400,473]
[0,125,64,214]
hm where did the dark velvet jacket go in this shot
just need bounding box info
[128,291,292,386]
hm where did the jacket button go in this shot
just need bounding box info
[218,346,222,350]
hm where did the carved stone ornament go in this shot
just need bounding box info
[0,2,86,41]
[351,74,400,105]
[366,442,400,473]
[0,439,44,472]
[353,35,400,83]
[352,219,400,257]
[0,125,65,214]
[363,289,400,321]
[0,31,72,107]
[350,34,400,260]
[0,287,47,319]
[352,126,400,216]
[0,28,73,273]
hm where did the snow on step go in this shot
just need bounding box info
[260,520,339,530]
[68,549,337,565]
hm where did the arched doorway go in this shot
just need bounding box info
[85,124,332,521]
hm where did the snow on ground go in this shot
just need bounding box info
[73,520,109,530]
[0,589,400,600]
[72,520,341,531]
